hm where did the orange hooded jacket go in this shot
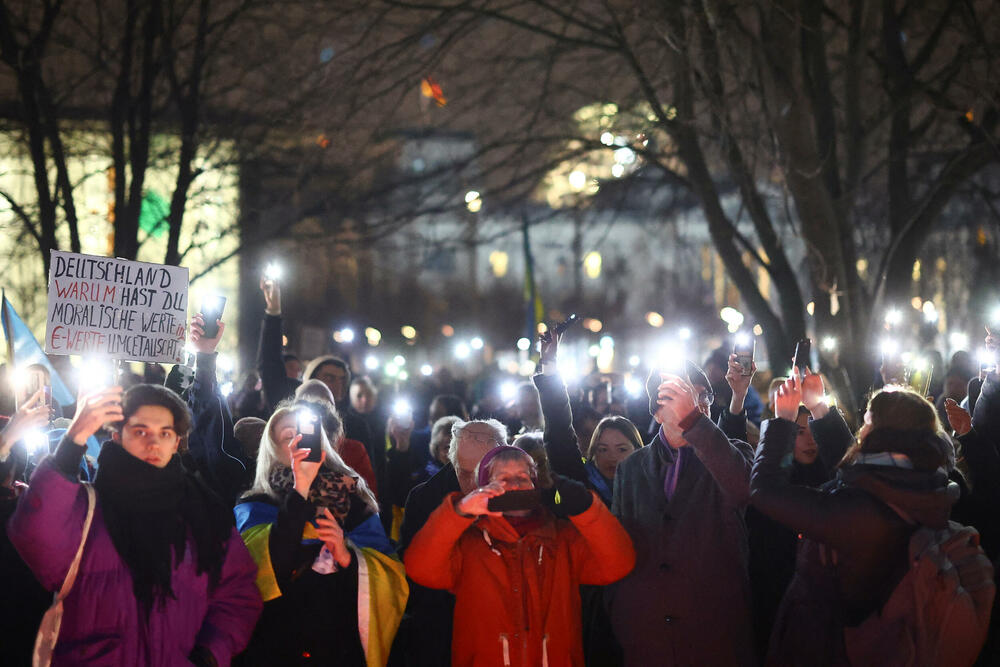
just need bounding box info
[404,491,635,667]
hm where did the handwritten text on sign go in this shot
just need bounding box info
[44,251,188,363]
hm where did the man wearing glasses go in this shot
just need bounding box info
[607,362,756,666]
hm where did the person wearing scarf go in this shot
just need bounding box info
[8,383,262,666]
[751,377,990,665]
[233,402,406,667]
[405,444,635,667]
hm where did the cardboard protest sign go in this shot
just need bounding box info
[44,251,188,363]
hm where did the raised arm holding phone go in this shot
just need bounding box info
[8,380,261,666]
[186,310,252,504]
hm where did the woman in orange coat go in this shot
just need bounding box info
[405,444,635,666]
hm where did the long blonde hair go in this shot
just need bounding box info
[243,404,378,512]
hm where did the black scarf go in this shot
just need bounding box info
[94,442,232,614]
[267,464,357,522]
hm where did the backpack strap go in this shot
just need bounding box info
[58,483,96,601]
[33,483,96,667]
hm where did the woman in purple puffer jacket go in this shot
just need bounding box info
[8,384,262,666]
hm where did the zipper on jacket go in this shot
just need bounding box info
[499,633,511,666]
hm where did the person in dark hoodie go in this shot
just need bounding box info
[751,376,966,664]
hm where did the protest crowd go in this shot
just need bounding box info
[1,265,998,667]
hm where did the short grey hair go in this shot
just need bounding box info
[448,418,508,468]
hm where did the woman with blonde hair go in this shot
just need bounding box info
[234,401,407,666]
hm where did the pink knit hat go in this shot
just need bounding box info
[475,444,536,487]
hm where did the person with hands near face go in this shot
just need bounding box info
[405,444,633,667]
[608,360,756,667]
[256,271,380,495]
[285,436,352,569]
[744,370,834,660]
[751,377,993,665]
[0,388,55,466]
[234,404,406,666]
[8,382,262,667]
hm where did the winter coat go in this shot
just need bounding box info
[609,413,756,666]
[8,457,262,666]
[746,408,849,658]
[967,372,1000,664]
[405,492,635,667]
[750,417,958,665]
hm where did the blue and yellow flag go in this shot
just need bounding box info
[235,501,408,667]
[522,220,544,355]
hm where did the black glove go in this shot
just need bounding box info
[542,473,593,518]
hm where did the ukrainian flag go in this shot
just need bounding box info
[235,501,408,667]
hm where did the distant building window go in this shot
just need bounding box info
[489,251,508,278]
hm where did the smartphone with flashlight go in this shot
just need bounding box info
[553,313,581,336]
[77,358,118,396]
[487,489,542,513]
[264,262,282,283]
[297,408,323,462]
[392,399,414,430]
[733,335,755,376]
[200,295,227,339]
[793,339,811,372]
[17,367,51,410]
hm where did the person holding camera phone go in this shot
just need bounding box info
[257,275,379,495]
[8,383,262,666]
[404,444,634,667]
[187,312,254,504]
[233,403,406,665]
[607,363,756,666]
